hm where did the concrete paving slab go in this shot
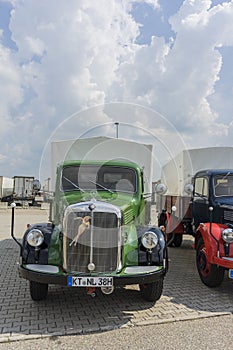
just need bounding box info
[0,210,233,343]
[0,207,49,240]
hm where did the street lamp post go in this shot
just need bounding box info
[114,122,119,138]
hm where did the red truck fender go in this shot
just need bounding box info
[195,222,226,264]
[194,222,233,287]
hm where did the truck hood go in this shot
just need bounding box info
[62,191,135,204]
[61,191,140,224]
[215,197,233,207]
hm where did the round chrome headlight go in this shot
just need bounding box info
[222,228,233,243]
[26,229,44,247]
[141,231,158,250]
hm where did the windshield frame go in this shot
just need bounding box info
[60,164,138,194]
[213,172,233,197]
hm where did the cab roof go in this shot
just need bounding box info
[194,169,233,177]
[58,159,141,171]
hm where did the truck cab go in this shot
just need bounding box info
[193,169,233,287]
[12,158,168,302]
[54,160,147,227]
[191,169,233,229]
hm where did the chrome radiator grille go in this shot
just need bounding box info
[224,210,233,223]
[63,206,120,273]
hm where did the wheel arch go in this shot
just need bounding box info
[195,223,220,261]
[194,229,203,250]
[195,227,225,287]
[21,222,54,264]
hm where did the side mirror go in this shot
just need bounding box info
[184,183,193,194]
[155,183,167,195]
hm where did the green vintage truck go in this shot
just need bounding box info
[12,137,168,302]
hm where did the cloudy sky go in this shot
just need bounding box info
[0,0,233,182]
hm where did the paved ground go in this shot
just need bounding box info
[0,314,232,350]
[0,208,233,348]
[0,207,49,240]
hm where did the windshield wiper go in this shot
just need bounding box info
[89,180,114,194]
[63,176,85,192]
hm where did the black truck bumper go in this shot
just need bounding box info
[19,264,167,286]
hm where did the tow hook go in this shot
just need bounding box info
[86,287,96,298]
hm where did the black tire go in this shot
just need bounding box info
[167,233,183,247]
[196,237,225,287]
[158,210,167,227]
[139,278,163,302]
[30,281,48,301]
[173,234,183,247]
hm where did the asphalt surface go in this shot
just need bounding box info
[0,208,233,349]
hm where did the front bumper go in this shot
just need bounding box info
[19,264,166,286]
[213,256,233,269]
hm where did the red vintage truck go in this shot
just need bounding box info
[157,147,233,287]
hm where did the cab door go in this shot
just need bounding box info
[191,176,210,229]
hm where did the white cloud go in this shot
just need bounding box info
[0,41,22,136]
[1,0,233,178]
[124,0,233,135]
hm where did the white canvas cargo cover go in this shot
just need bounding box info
[161,146,233,196]
[51,137,153,192]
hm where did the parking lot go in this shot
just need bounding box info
[0,208,233,344]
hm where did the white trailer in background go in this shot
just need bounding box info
[0,176,13,202]
[13,176,41,206]
[160,146,233,196]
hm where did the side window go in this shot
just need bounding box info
[194,177,208,199]
[203,178,208,196]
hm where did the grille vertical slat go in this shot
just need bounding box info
[224,210,233,223]
[64,209,119,273]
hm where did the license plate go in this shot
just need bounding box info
[229,269,233,279]
[68,276,113,287]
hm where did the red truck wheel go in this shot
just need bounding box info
[196,238,224,287]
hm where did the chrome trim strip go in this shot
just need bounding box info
[25,264,59,274]
[90,208,94,265]
[124,266,161,274]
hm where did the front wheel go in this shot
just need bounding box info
[30,281,48,301]
[196,237,225,287]
[139,278,163,302]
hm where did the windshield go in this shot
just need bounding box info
[213,173,233,197]
[61,165,137,194]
